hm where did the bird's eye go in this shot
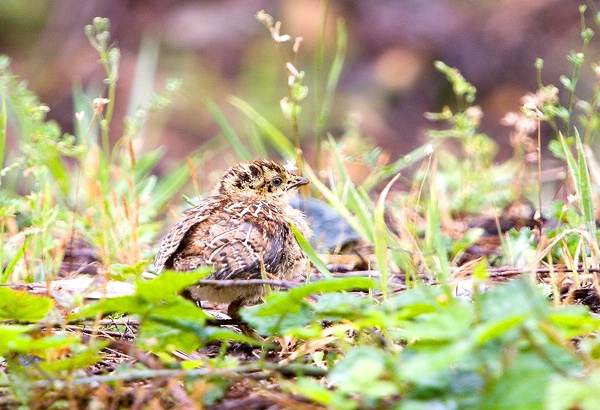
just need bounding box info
[272,178,283,187]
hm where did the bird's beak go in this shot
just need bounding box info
[289,176,310,189]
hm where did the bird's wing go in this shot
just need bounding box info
[205,219,286,280]
[154,205,211,273]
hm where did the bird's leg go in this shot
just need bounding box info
[226,298,244,320]
[227,298,262,340]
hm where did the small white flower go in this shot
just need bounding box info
[293,37,303,54]
[424,144,434,157]
[255,10,273,27]
[93,97,110,114]
[75,111,85,121]
[284,159,298,173]
[285,62,300,78]
[270,21,291,43]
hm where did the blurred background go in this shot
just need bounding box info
[1,0,597,171]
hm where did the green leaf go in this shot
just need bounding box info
[382,286,444,317]
[329,347,397,399]
[546,370,600,410]
[242,277,375,335]
[241,298,314,335]
[293,378,356,410]
[398,339,475,381]
[474,314,528,345]
[71,295,147,319]
[478,350,553,410]
[72,270,213,320]
[479,276,548,323]
[6,333,79,354]
[548,305,600,337]
[400,300,474,341]
[144,310,256,352]
[313,292,374,319]
[136,268,213,302]
[256,277,376,317]
[0,324,32,355]
[0,287,54,321]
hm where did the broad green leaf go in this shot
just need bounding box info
[474,314,528,345]
[253,277,376,317]
[329,347,397,399]
[548,305,600,337]
[136,268,212,302]
[546,370,600,410]
[70,295,144,320]
[478,350,553,410]
[0,287,54,321]
[313,292,373,318]
[6,333,78,354]
[479,276,548,323]
[0,324,32,355]
[241,299,314,336]
[382,286,446,318]
[398,339,475,381]
[293,378,356,410]
[144,312,256,352]
[399,301,474,341]
[286,276,375,300]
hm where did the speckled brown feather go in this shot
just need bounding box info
[154,159,310,313]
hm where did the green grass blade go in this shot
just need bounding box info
[303,163,371,242]
[426,166,451,281]
[0,94,6,173]
[560,133,579,189]
[205,99,251,161]
[574,129,596,237]
[291,223,333,279]
[228,96,295,158]
[316,18,347,135]
[247,122,268,158]
[327,136,375,241]
[374,173,400,298]
[1,236,30,284]
[361,143,435,192]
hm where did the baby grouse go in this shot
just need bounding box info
[154,159,310,318]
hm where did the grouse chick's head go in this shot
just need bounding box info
[214,159,309,201]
